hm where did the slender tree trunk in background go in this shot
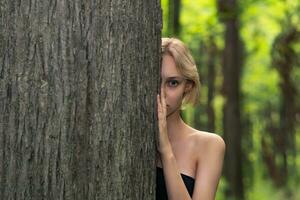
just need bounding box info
[192,106,202,130]
[193,36,218,132]
[0,1,161,199]
[217,0,244,199]
[206,36,217,133]
[168,0,181,36]
[262,26,300,187]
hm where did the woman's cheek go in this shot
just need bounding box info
[168,91,182,107]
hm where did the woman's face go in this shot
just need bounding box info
[161,54,192,117]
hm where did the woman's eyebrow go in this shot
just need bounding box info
[163,76,182,79]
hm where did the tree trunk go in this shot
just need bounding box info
[206,36,218,133]
[167,0,181,36]
[217,0,244,199]
[263,26,300,187]
[0,1,162,199]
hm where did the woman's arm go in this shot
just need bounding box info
[192,135,225,200]
[157,89,225,200]
[157,90,192,200]
[159,134,225,200]
[160,144,192,200]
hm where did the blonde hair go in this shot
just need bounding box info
[161,37,201,106]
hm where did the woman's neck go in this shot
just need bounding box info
[166,110,187,143]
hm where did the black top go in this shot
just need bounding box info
[156,167,195,200]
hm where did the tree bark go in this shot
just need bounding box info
[0,0,162,199]
[217,0,244,199]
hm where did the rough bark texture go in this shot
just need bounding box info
[217,0,244,199]
[0,0,161,199]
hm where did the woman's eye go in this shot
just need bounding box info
[168,80,179,87]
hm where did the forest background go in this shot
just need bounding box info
[161,0,300,199]
[1,0,300,199]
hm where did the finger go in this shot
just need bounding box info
[160,88,166,110]
[163,87,166,99]
[160,87,164,102]
[157,94,162,113]
[160,87,165,98]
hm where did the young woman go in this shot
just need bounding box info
[156,38,225,200]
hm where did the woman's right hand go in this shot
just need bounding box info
[157,87,172,155]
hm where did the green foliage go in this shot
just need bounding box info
[161,0,169,36]
[161,0,300,199]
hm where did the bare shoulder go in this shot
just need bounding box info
[188,129,226,156]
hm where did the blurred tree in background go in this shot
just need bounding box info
[161,0,300,199]
[217,0,244,199]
